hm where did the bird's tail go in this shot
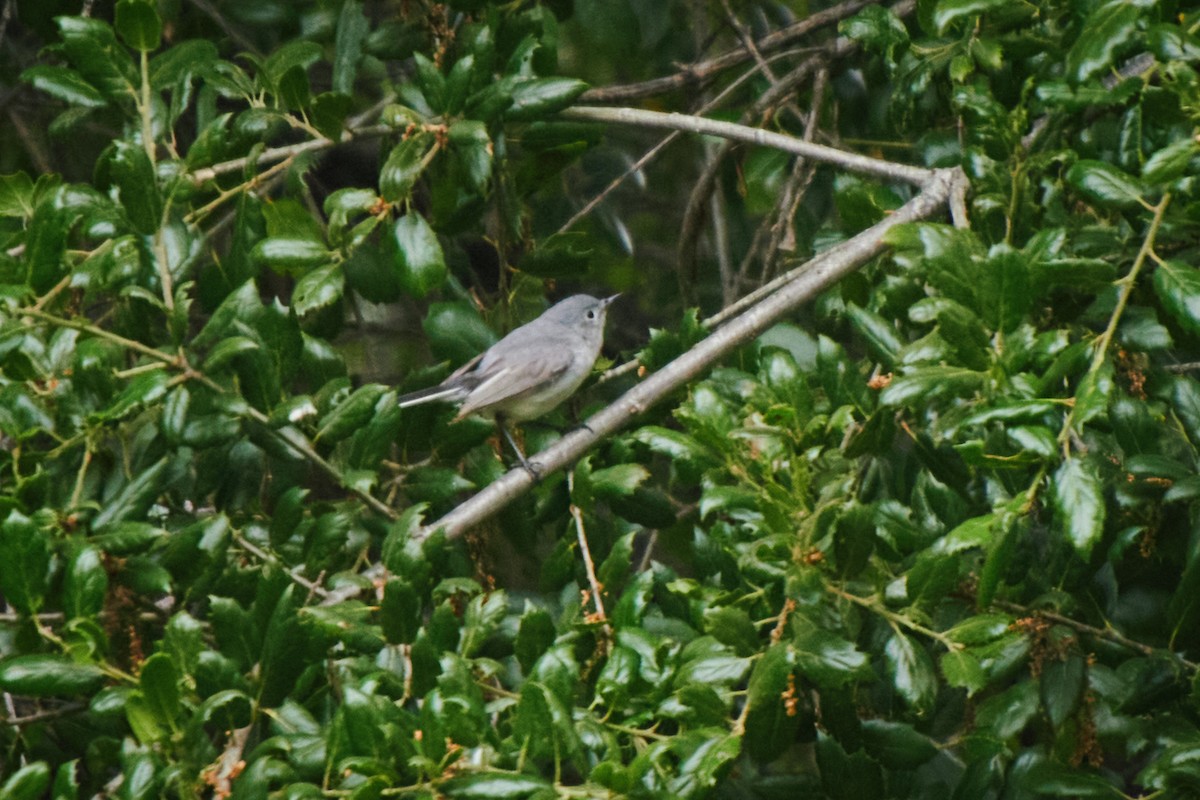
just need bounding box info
[397,383,467,408]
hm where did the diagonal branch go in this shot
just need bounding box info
[416,165,966,541]
[577,0,884,103]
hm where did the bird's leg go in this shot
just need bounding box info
[497,417,541,480]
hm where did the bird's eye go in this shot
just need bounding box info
[586,310,596,319]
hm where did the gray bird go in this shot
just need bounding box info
[398,293,619,470]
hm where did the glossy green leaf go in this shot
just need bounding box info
[57,16,137,99]
[139,653,180,728]
[22,65,107,107]
[332,0,369,95]
[1,762,51,800]
[743,643,800,763]
[504,77,588,120]
[253,238,331,275]
[92,457,169,529]
[1154,261,1200,337]
[115,0,162,52]
[1052,458,1105,557]
[860,719,938,768]
[380,133,435,203]
[1066,160,1145,209]
[0,511,50,614]
[932,0,1010,34]
[884,632,937,715]
[391,213,446,298]
[292,263,344,317]
[64,544,108,620]
[0,655,106,696]
[1065,1,1139,84]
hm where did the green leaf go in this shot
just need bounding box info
[139,653,180,728]
[1065,1,1140,84]
[292,263,344,317]
[932,0,1010,34]
[879,366,986,406]
[1040,651,1086,728]
[92,457,169,529]
[448,120,492,192]
[793,627,871,688]
[52,761,80,800]
[102,140,162,235]
[391,213,446,298]
[1052,458,1105,557]
[0,511,50,614]
[253,238,331,275]
[884,632,937,716]
[21,65,108,107]
[202,335,260,373]
[115,0,162,52]
[64,544,108,619]
[504,77,589,120]
[1066,160,1145,210]
[1143,138,1199,185]
[845,302,901,367]
[1154,260,1200,337]
[1,762,51,800]
[590,463,650,498]
[332,0,369,95]
[1025,761,1123,798]
[0,171,36,218]
[149,38,218,88]
[379,134,435,203]
[516,606,556,673]
[57,16,137,99]
[743,643,800,763]
[860,719,938,768]
[0,655,106,697]
[940,649,987,695]
[381,578,420,644]
[315,383,387,444]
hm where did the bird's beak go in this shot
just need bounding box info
[602,293,620,308]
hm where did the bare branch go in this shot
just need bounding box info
[578,0,887,103]
[563,106,933,186]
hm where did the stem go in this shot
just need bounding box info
[567,471,613,652]
[1057,193,1171,449]
[827,584,961,651]
[21,308,179,365]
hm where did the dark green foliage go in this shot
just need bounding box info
[2,0,1200,798]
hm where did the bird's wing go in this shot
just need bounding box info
[453,347,573,420]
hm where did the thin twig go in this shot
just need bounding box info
[554,46,816,237]
[189,124,391,185]
[233,532,330,599]
[995,600,1197,672]
[567,471,613,651]
[2,700,88,726]
[578,0,882,103]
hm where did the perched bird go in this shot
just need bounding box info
[398,293,619,471]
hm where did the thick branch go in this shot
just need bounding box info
[416,167,965,541]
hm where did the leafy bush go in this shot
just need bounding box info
[3,0,1200,798]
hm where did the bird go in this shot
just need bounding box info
[397,293,619,471]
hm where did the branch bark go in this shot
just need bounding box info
[416,165,966,541]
